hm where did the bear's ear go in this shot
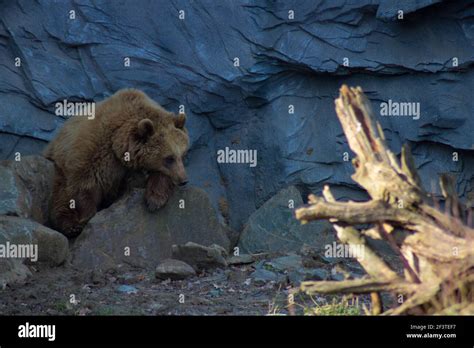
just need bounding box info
[137,119,155,139]
[174,113,186,129]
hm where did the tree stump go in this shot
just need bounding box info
[295,85,474,315]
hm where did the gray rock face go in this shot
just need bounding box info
[0,156,68,287]
[171,242,228,271]
[72,188,230,271]
[0,216,69,266]
[155,259,196,280]
[0,156,54,225]
[0,258,32,289]
[0,1,473,232]
[238,186,335,253]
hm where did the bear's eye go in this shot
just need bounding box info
[164,156,175,167]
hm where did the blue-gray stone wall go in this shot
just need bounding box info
[1,0,473,231]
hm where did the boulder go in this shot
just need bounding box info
[238,186,335,253]
[155,259,196,280]
[0,156,54,225]
[171,242,228,271]
[0,216,69,287]
[0,216,69,266]
[72,187,230,271]
[0,259,32,289]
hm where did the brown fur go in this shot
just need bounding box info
[44,89,190,237]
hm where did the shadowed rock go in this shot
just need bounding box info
[0,215,69,287]
[171,242,228,271]
[155,259,196,280]
[0,156,54,225]
[72,187,230,271]
[238,186,335,253]
[0,216,69,266]
[0,259,32,289]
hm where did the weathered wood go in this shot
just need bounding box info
[320,186,399,282]
[296,85,474,315]
[370,292,383,315]
[300,278,419,295]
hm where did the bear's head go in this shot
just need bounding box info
[118,112,190,186]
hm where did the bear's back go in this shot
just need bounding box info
[44,115,103,171]
[44,89,174,173]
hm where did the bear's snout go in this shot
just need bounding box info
[179,180,189,187]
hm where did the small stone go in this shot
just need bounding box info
[287,270,305,285]
[288,266,331,285]
[304,268,329,281]
[330,265,350,281]
[171,242,227,270]
[155,259,196,280]
[266,254,303,272]
[227,254,254,265]
[299,244,317,256]
[208,288,222,298]
[322,255,343,264]
[117,285,138,294]
[331,273,345,281]
[346,263,366,278]
[228,269,248,283]
[117,273,146,284]
[250,269,287,286]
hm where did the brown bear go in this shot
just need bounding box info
[44,89,190,237]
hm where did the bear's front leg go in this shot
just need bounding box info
[50,175,101,238]
[145,172,175,212]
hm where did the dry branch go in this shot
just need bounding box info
[296,85,474,315]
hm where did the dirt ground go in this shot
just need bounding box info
[0,263,288,315]
[0,259,391,316]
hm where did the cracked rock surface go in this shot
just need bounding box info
[1,1,473,231]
